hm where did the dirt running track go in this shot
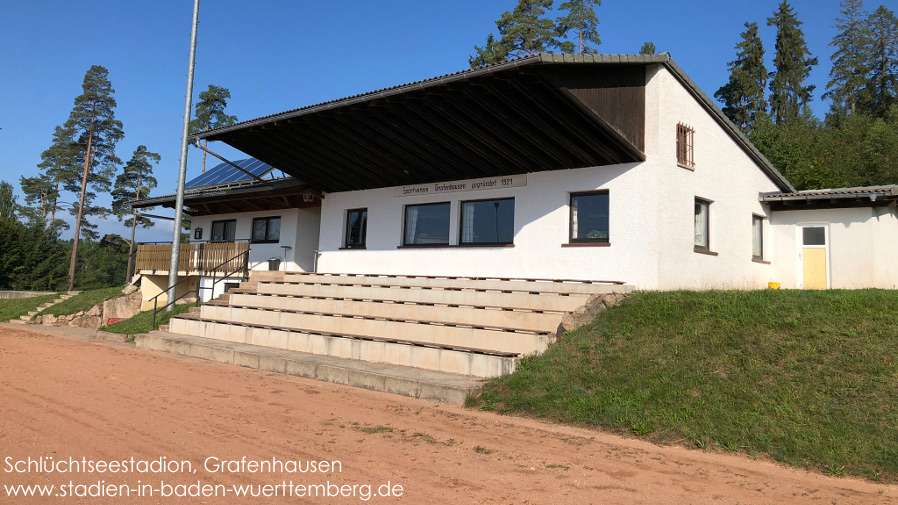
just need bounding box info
[0,327,894,504]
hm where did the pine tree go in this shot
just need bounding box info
[639,42,656,55]
[33,125,79,230]
[0,181,16,221]
[469,34,509,68]
[189,85,237,173]
[767,1,818,124]
[825,0,870,117]
[714,22,768,132]
[63,65,124,291]
[556,0,601,55]
[111,145,160,283]
[496,0,557,58]
[864,6,898,118]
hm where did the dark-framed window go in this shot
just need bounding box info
[403,202,450,246]
[694,198,711,250]
[459,198,514,245]
[211,219,236,242]
[570,191,609,243]
[251,216,281,243]
[344,208,367,248]
[752,215,764,260]
[677,123,695,169]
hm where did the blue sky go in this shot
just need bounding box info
[2,0,894,242]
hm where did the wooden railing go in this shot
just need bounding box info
[135,242,250,275]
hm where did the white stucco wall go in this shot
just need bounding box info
[316,163,660,288]
[769,205,898,289]
[190,207,321,272]
[645,65,781,290]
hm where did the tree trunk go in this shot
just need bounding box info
[50,179,59,229]
[67,114,95,291]
[125,176,142,284]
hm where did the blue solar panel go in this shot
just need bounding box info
[185,158,274,188]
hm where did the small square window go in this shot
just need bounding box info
[404,202,450,246]
[344,208,367,248]
[570,191,609,243]
[460,198,514,245]
[694,199,710,250]
[677,123,695,169]
[251,216,281,243]
[752,215,764,260]
[211,219,236,242]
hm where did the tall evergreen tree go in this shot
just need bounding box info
[0,181,17,221]
[189,85,237,173]
[715,22,768,132]
[864,6,898,118]
[556,0,601,54]
[33,125,79,229]
[767,1,818,124]
[469,33,509,68]
[63,65,124,291]
[111,145,160,283]
[825,0,871,117]
[496,0,557,58]
[639,42,656,55]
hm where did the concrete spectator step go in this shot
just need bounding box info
[135,331,484,403]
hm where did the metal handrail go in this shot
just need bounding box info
[150,247,250,329]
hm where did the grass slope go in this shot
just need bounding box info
[0,294,60,322]
[100,304,194,335]
[38,287,124,317]
[468,290,898,481]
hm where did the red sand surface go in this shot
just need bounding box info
[1,327,895,504]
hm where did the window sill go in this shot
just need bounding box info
[251,240,280,244]
[677,162,695,171]
[339,246,367,250]
[694,247,718,256]
[397,244,514,249]
[562,242,611,247]
[752,257,771,264]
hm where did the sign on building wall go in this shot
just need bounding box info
[396,175,527,197]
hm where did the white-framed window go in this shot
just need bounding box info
[694,198,710,251]
[460,198,514,245]
[752,215,764,260]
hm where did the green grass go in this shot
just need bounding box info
[0,294,60,322]
[99,303,195,335]
[38,287,124,317]
[468,289,898,482]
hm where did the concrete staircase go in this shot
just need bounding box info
[137,272,630,401]
[9,292,79,325]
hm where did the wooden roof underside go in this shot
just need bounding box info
[202,64,647,193]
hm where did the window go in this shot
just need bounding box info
[460,198,514,245]
[752,215,764,260]
[211,219,236,242]
[694,198,710,250]
[677,123,694,169]
[344,208,367,248]
[404,202,450,246]
[251,216,281,243]
[570,191,609,243]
